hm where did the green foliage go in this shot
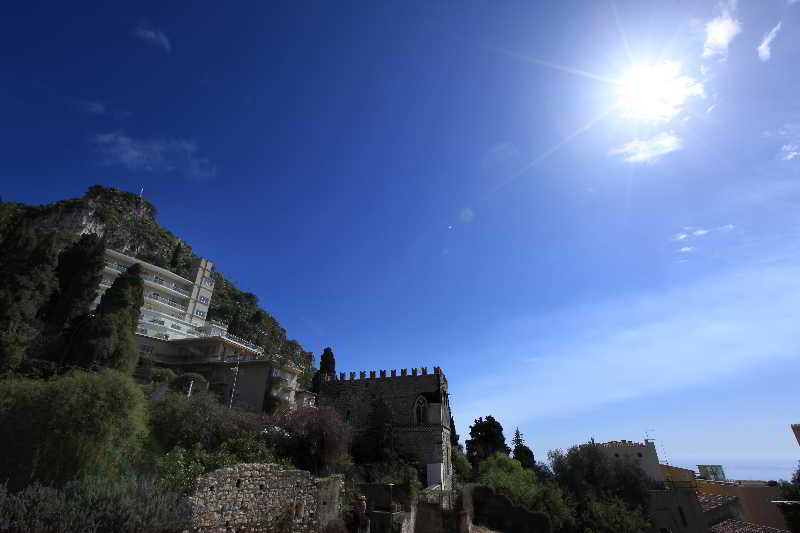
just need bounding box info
[511,428,536,470]
[779,461,800,533]
[157,437,277,494]
[150,391,268,451]
[452,446,473,482]
[0,370,148,490]
[549,443,651,533]
[150,367,177,383]
[64,263,143,373]
[268,406,352,476]
[466,415,511,468]
[477,453,575,531]
[42,233,105,335]
[0,224,59,371]
[0,476,182,533]
[169,372,207,393]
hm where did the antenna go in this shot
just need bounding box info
[139,187,144,198]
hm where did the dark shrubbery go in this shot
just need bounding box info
[157,436,280,494]
[0,370,147,491]
[168,372,207,393]
[150,391,268,451]
[267,406,351,476]
[0,476,182,533]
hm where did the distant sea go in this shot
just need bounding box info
[670,459,799,482]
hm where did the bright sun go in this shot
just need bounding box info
[616,61,703,122]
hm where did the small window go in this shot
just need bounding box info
[637,452,643,458]
[614,453,620,458]
[414,397,426,426]
[202,278,214,287]
[195,310,206,317]
[199,296,209,304]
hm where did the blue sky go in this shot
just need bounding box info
[2,1,799,479]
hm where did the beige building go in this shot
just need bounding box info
[597,439,665,482]
[96,248,302,410]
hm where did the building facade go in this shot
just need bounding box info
[96,248,301,410]
[596,439,665,482]
[318,366,453,490]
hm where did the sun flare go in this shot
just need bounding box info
[616,61,703,122]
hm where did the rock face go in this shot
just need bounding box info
[180,463,344,533]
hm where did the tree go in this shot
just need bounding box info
[64,263,143,373]
[476,453,575,531]
[778,461,800,533]
[0,225,59,371]
[512,427,536,470]
[466,415,511,468]
[169,242,182,271]
[42,233,105,335]
[312,346,336,392]
[549,443,651,532]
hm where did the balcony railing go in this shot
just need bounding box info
[104,261,127,273]
[141,274,192,297]
[145,294,188,312]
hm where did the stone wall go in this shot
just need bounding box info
[180,463,343,533]
[318,368,453,489]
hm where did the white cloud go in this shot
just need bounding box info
[679,246,695,253]
[133,23,172,53]
[693,229,710,236]
[673,233,689,241]
[75,100,106,114]
[616,61,704,122]
[610,132,682,163]
[93,132,215,178]
[757,22,782,62]
[459,207,476,223]
[719,224,735,231]
[454,258,800,427]
[781,144,800,160]
[703,1,742,59]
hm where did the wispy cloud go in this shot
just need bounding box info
[455,258,800,428]
[757,22,782,62]
[92,132,215,179]
[693,229,709,236]
[782,144,800,160]
[459,207,476,224]
[670,225,734,244]
[75,100,106,115]
[679,246,695,253]
[133,23,171,53]
[610,132,682,163]
[703,1,742,59]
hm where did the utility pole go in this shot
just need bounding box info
[228,354,240,409]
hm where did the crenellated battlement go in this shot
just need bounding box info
[322,366,445,382]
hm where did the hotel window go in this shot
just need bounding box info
[202,278,214,287]
[199,296,209,304]
[195,310,206,318]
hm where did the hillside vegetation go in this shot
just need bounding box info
[0,185,311,369]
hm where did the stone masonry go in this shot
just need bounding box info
[180,463,344,533]
[318,367,453,490]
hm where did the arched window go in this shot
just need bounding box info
[414,397,426,426]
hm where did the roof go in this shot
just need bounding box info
[710,519,789,533]
[696,491,737,512]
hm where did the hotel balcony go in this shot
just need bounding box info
[141,274,192,297]
[145,293,188,312]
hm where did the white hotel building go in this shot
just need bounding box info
[96,249,301,410]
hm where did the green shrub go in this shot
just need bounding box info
[157,436,278,493]
[150,391,267,451]
[267,406,351,476]
[0,476,182,533]
[477,453,574,531]
[168,372,206,393]
[0,370,147,490]
[151,367,176,383]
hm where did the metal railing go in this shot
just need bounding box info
[141,274,192,297]
[145,294,188,312]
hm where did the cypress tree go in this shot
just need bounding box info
[511,427,536,469]
[65,263,143,373]
[43,233,105,334]
[0,225,59,371]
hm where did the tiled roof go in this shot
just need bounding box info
[710,519,789,533]
[697,491,738,512]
